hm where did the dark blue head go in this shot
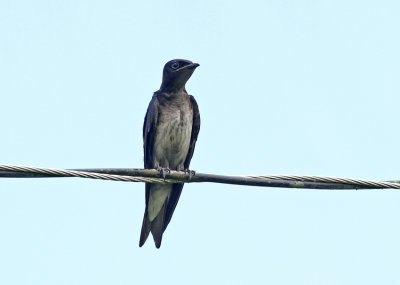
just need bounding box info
[160,59,199,92]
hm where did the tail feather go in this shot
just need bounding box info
[150,203,167,248]
[139,211,151,247]
[139,203,167,248]
[139,184,183,248]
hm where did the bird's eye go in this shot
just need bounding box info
[171,62,180,69]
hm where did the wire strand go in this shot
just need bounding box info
[1,164,399,190]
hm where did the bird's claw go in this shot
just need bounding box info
[157,167,171,180]
[184,169,196,180]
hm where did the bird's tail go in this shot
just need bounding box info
[139,211,151,247]
[139,203,166,248]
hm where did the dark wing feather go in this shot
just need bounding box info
[184,95,201,169]
[164,95,201,230]
[142,93,160,210]
[139,93,160,247]
[163,184,184,231]
[143,93,160,169]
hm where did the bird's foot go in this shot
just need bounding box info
[157,167,171,180]
[184,169,196,180]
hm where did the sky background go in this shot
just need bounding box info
[1,0,400,284]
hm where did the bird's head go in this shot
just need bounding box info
[160,59,199,92]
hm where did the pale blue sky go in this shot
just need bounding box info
[1,0,400,284]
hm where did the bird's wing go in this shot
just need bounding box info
[143,93,160,207]
[164,184,184,231]
[143,93,159,169]
[164,95,201,229]
[184,95,201,169]
[140,93,160,247]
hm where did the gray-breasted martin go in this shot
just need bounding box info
[139,59,200,248]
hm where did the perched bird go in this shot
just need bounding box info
[139,59,200,248]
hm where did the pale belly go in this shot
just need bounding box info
[152,108,193,170]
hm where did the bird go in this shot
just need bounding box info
[139,59,201,248]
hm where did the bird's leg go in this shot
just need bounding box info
[156,166,171,180]
[184,169,196,180]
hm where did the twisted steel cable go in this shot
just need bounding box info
[1,164,399,189]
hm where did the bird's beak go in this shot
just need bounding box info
[177,63,200,72]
